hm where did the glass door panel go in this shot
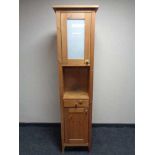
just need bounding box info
[61,13,91,65]
[67,19,85,59]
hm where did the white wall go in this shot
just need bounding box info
[20,0,135,123]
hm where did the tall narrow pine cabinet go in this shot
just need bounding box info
[53,5,99,151]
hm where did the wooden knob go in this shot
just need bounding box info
[78,100,82,105]
[85,59,90,65]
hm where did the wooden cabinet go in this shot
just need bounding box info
[64,108,88,144]
[53,5,98,151]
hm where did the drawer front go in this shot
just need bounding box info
[64,100,89,108]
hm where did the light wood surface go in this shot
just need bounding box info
[88,11,96,151]
[63,91,89,100]
[64,99,89,108]
[63,67,89,93]
[64,108,89,144]
[53,5,98,151]
[55,11,64,151]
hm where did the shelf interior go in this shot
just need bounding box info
[63,90,89,100]
[63,66,89,100]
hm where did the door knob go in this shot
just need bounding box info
[85,59,90,65]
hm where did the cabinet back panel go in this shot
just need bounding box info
[63,67,89,92]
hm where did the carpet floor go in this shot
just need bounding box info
[19,124,135,155]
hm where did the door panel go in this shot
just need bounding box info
[64,108,88,144]
[61,12,91,66]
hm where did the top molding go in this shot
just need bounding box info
[52,5,99,12]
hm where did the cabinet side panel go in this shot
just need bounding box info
[56,11,62,63]
[61,13,68,64]
[88,11,96,150]
[56,11,64,150]
[84,13,91,61]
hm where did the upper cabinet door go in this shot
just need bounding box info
[61,12,91,66]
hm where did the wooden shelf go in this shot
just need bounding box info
[63,90,89,100]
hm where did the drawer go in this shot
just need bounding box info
[64,99,89,108]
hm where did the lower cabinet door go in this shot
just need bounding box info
[64,108,88,144]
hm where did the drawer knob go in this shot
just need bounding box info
[78,100,82,105]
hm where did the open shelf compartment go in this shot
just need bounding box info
[63,66,89,100]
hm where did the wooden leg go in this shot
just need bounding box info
[88,143,91,152]
[61,144,65,153]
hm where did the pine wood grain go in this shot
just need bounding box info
[53,5,98,151]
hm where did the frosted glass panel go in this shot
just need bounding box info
[67,20,85,59]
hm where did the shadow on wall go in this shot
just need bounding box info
[46,33,59,103]
[49,33,60,120]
